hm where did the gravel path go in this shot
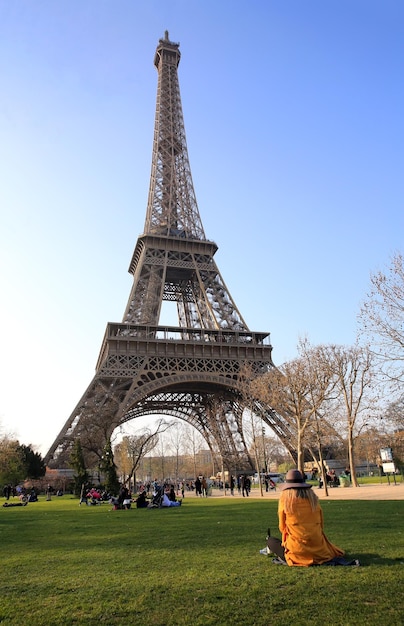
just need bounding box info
[201,481,404,501]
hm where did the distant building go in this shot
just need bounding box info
[304,459,378,477]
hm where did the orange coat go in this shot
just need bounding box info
[278,498,344,566]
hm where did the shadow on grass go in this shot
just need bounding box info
[353,553,404,566]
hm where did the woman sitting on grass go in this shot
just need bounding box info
[136,486,148,508]
[261,469,359,567]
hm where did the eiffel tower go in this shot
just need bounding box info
[45,32,296,470]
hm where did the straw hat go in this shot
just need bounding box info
[279,469,312,490]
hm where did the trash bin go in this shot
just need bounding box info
[339,475,350,488]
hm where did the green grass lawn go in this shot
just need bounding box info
[0,495,403,625]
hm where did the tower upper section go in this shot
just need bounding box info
[143,32,206,240]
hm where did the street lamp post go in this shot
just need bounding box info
[262,427,267,473]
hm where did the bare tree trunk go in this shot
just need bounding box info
[309,421,329,497]
[317,443,329,497]
[160,440,165,482]
[255,449,264,497]
[249,408,264,497]
[297,429,304,474]
[348,428,359,487]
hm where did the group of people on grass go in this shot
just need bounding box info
[2,485,39,506]
[108,481,183,510]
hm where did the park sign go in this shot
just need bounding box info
[380,447,393,462]
[380,447,397,477]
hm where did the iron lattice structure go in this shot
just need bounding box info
[45,33,297,470]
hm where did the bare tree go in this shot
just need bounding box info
[262,435,290,469]
[181,424,205,479]
[114,419,170,487]
[243,408,265,496]
[380,397,404,470]
[298,340,341,496]
[359,252,404,385]
[327,344,378,487]
[354,426,385,473]
[166,421,187,487]
[72,404,120,471]
[238,364,269,495]
[251,357,316,473]
[383,395,404,431]
[113,437,133,484]
[158,434,166,481]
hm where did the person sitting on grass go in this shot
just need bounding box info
[109,496,120,510]
[161,487,181,507]
[167,485,177,502]
[136,486,148,508]
[260,469,360,567]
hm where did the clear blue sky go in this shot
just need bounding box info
[0,1,403,455]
